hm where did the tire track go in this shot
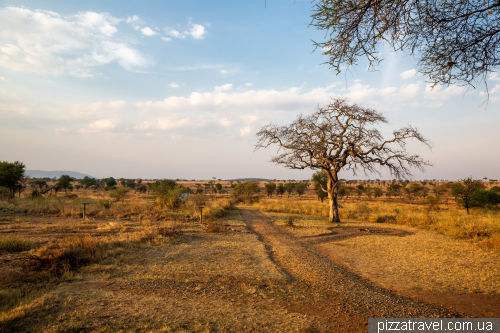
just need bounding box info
[240,208,459,322]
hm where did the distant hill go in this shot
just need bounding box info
[26,170,94,179]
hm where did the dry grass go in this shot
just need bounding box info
[0,238,33,253]
[320,221,500,295]
[254,198,500,250]
[0,204,325,333]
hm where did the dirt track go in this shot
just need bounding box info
[240,209,456,331]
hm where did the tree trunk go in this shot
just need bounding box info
[326,170,340,223]
[328,193,340,222]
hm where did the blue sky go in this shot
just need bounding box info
[0,0,499,180]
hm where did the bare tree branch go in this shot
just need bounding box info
[255,98,432,222]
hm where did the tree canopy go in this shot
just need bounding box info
[311,0,500,89]
[0,161,26,198]
[256,98,431,222]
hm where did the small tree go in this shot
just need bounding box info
[295,183,307,197]
[284,183,295,198]
[231,180,260,201]
[373,187,383,199]
[312,171,328,202]
[80,176,97,189]
[452,177,484,214]
[103,177,117,188]
[276,183,286,197]
[0,161,26,198]
[136,184,147,194]
[265,182,277,197]
[256,98,431,222]
[151,179,186,209]
[56,175,74,193]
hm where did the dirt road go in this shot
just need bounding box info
[240,209,456,331]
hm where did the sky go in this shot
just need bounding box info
[0,0,499,181]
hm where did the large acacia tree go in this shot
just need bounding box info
[255,98,432,222]
[311,0,500,90]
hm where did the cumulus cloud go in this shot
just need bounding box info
[164,23,206,40]
[400,69,417,79]
[479,84,500,101]
[0,7,149,77]
[141,27,156,36]
[88,118,117,130]
[169,83,180,88]
[126,15,141,30]
[189,24,205,39]
[240,126,252,137]
[162,37,172,42]
[214,84,232,91]
[165,28,185,39]
[489,72,500,81]
[424,84,465,100]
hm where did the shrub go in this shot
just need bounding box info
[375,215,396,223]
[29,236,105,275]
[201,220,224,233]
[157,223,182,237]
[190,193,207,207]
[98,200,112,209]
[151,179,188,210]
[109,187,130,203]
[426,196,442,210]
[0,238,33,253]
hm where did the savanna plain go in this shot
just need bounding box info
[1,179,500,333]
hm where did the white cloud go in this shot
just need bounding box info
[165,28,185,39]
[0,77,5,81]
[489,72,500,81]
[189,24,205,39]
[220,70,228,74]
[424,84,465,100]
[0,7,148,77]
[162,37,172,42]
[164,23,206,40]
[214,84,232,91]
[400,69,417,79]
[479,84,500,101]
[126,15,141,30]
[240,126,252,137]
[88,118,117,130]
[245,83,253,87]
[141,27,156,36]
[169,83,180,88]
[157,115,190,130]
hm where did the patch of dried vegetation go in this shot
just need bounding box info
[254,199,500,250]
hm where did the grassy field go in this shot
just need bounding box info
[253,198,500,251]
[1,185,500,331]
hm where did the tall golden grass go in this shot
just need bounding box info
[253,199,500,250]
[0,195,233,221]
